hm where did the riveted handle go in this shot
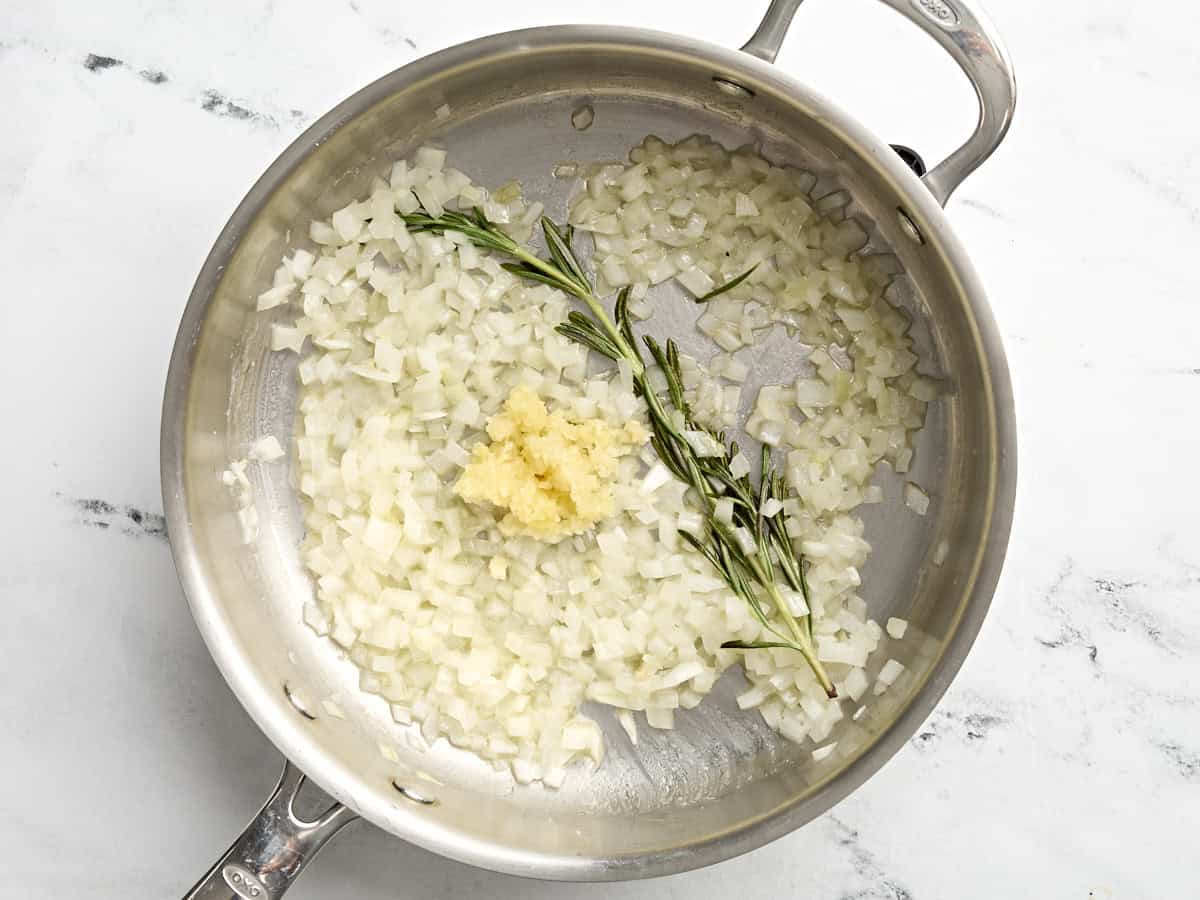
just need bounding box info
[741,0,1016,205]
[182,762,356,900]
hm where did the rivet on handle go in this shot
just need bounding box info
[392,779,437,806]
[712,76,755,98]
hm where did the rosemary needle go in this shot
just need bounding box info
[693,263,759,302]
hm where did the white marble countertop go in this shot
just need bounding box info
[3,0,1197,896]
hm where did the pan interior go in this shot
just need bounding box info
[173,32,1005,878]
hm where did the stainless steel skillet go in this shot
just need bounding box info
[165,1,1016,896]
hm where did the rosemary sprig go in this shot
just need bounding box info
[402,207,835,697]
[403,209,641,371]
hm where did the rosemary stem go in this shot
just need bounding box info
[632,313,835,697]
[760,578,835,697]
[508,246,644,374]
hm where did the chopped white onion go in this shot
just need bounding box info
[676,266,715,298]
[257,283,295,311]
[248,436,285,462]
[729,452,751,478]
[876,658,905,693]
[735,192,759,218]
[714,497,734,526]
[733,526,757,556]
[886,617,908,639]
[641,462,672,494]
[617,709,638,745]
[811,742,837,762]
[842,667,869,702]
[271,325,306,354]
[904,482,930,516]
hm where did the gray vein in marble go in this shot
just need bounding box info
[1035,618,1099,662]
[0,36,45,57]
[83,52,122,71]
[1154,740,1200,781]
[957,196,1014,224]
[1034,558,1095,657]
[828,816,914,900]
[1117,161,1199,224]
[346,0,419,50]
[1092,577,1167,649]
[1031,557,1177,662]
[70,46,298,128]
[199,90,308,127]
[80,51,168,86]
[200,89,273,124]
[62,495,167,540]
[912,707,1008,749]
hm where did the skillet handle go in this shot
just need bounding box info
[741,0,1016,205]
[182,761,356,900]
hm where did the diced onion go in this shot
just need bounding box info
[733,526,757,556]
[641,462,672,494]
[249,135,931,786]
[676,266,715,298]
[248,436,285,462]
[729,452,750,478]
[876,658,905,692]
[714,498,734,526]
[904,482,930,516]
[886,617,908,639]
[617,709,638,744]
[735,193,759,218]
[842,667,869,702]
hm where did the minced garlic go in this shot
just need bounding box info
[455,385,648,540]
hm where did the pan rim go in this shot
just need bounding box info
[161,22,1017,881]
